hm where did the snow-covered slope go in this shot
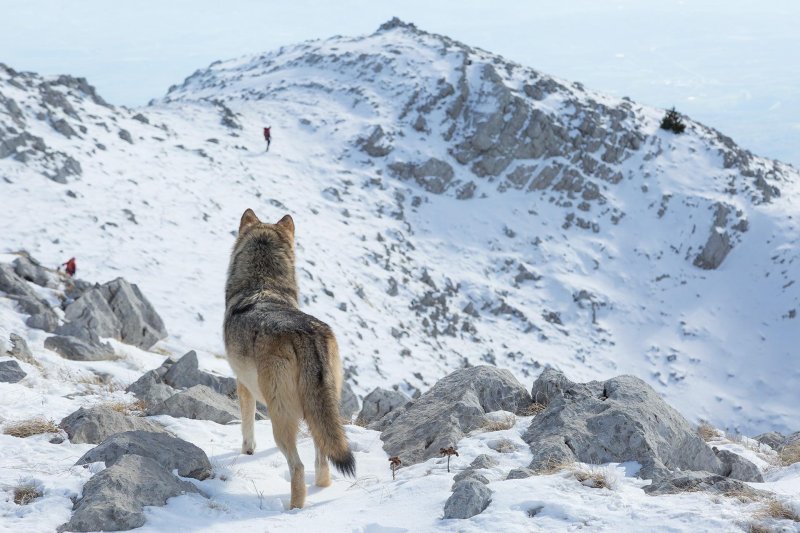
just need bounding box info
[1,19,798,435]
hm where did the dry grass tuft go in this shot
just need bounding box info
[760,499,800,522]
[534,457,573,475]
[746,523,772,533]
[779,442,800,466]
[352,416,368,428]
[697,421,720,442]
[571,465,619,490]
[4,417,60,438]
[520,403,546,416]
[13,483,42,505]
[103,399,147,416]
[482,413,516,432]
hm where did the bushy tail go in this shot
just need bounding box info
[300,331,356,478]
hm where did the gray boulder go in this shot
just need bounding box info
[469,454,499,469]
[506,468,535,480]
[59,288,121,340]
[358,387,409,424]
[162,351,236,398]
[359,125,392,157]
[378,366,531,465]
[754,431,785,450]
[126,370,177,407]
[44,335,115,361]
[60,406,167,444]
[443,479,492,519]
[0,360,26,383]
[98,278,167,349]
[523,370,747,480]
[6,333,35,365]
[452,469,490,485]
[26,311,59,332]
[148,385,239,424]
[340,380,359,420]
[76,430,212,480]
[12,254,56,287]
[0,264,57,327]
[62,454,200,532]
[714,448,764,482]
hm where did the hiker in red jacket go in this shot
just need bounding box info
[62,257,76,277]
[263,126,271,152]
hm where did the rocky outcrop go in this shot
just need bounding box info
[59,406,167,444]
[523,369,760,481]
[376,366,531,465]
[76,430,212,480]
[44,335,115,361]
[0,263,58,331]
[62,454,200,532]
[0,360,26,383]
[97,278,167,349]
[148,384,239,424]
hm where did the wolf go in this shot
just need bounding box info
[223,208,355,509]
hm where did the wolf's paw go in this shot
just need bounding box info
[242,440,255,455]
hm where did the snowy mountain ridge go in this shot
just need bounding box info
[1,19,799,435]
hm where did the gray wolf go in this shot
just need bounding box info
[223,209,355,509]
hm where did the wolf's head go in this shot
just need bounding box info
[226,209,297,305]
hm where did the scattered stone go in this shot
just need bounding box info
[443,479,492,519]
[126,370,177,407]
[26,312,59,332]
[377,366,531,465]
[148,385,239,424]
[506,468,535,480]
[470,454,499,470]
[162,351,236,398]
[452,469,490,485]
[754,431,785,450]
[6,333,35,365]
[713,448,764,482]
[59,288,121,340]
[76,430,212,480]
[44,335,115,361]
[0,360,26,383]
[62,454,200,532]
[358,387,410,424]
[694,229,731,270]
[60,406,167,444]
[359,125,392,157]
[523,369,746,480]
[118,129,133,144]
[12,254,56,287]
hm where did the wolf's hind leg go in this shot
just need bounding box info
[271,411,306,509]
[314,440,331,487]
[237,380,256,455]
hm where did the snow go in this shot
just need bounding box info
[0,21,799,533]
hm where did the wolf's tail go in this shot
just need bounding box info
[299,329,356,478]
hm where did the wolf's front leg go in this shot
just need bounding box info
[237,380,256,454]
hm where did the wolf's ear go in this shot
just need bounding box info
[276,214,295,236]
[239,209,260,232]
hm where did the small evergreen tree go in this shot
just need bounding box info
[660,107,686,134]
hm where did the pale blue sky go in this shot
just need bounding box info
[1,0,798,165]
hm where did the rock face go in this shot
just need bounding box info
[377,366,531,465]
[75,430,213,480]
[0,359,26,383]
[126,369,177,407]
[62,454,200,532]
[694,228,732,270]
[44,335,115,361]
[97,278,167,349]
[12,254,57,287]
[443,479,492,519]
[522,369,760,480]
[6,333,35,365]
[714,448,764,482]
[60,288,122,340]
[358,387,409,424]
[148,384,239,424]
[59,406,167,444]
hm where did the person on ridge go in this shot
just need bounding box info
[62,257,76,277]
[263,126,271,152]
